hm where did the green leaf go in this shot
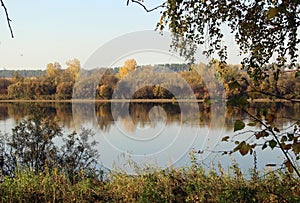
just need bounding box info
[269,140,277,149]
[239,144,249,156]
[287,133,294,141]
[295,71,300,78]
[234,120,245,132]
[233,141,249,156]
[221,136,230,142]
[233,141,243,152]
[262,143,268,150]
[247,122,257,127]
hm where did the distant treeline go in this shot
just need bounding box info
[0,58,299,101]
[0,69,45,78]
[0,63,189,78]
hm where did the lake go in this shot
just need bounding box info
[0,101,299,174]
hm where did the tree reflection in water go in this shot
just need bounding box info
[0,102,299,133]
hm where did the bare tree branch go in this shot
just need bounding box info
[0,0,14,38]
[127,0,166,13]
[246,86,300,102]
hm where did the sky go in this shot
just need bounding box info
[0,1,170,69]
[0,1,247,70]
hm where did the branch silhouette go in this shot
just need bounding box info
[0,0,13,38]
[241,108,300,178]
[127,0,166,12]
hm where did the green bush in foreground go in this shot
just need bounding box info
[0,163,299,203]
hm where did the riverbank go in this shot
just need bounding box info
[0,98,299,103]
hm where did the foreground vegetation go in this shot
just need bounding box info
[0,162,299,203]
[0,114,299,202]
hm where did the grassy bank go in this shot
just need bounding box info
[0,164,299,203]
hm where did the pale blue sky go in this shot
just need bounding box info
[0,1,167,69]
[3,1,281,70]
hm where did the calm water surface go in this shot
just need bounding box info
[0,101,299,173]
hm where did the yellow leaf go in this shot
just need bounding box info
[284,160,294,173]
[267,7,279,20]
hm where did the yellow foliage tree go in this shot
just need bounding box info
[63,58,81,82]
[45,62,62,85]
[118,59,137,79]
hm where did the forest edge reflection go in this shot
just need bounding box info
[0,101,299,133]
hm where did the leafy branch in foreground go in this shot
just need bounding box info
[222,102,300,177]
[156,0,299,80]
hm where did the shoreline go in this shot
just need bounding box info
[0,98,299,103]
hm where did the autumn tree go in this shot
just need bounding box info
[180,70,205,99]
[63,58,81,82]
[45,62,62,85]
[0,78,13,95]
[56,82,74,99]
[96,70,119,99]
[118,59,137,79]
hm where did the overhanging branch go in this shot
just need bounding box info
[0,0,14,38]
[241,108,300,178]
[127,0,166,13]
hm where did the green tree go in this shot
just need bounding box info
[10,115,62,172]
[0,114,99,177]
[154,0,300,79]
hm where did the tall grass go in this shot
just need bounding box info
[0,162,299,203]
